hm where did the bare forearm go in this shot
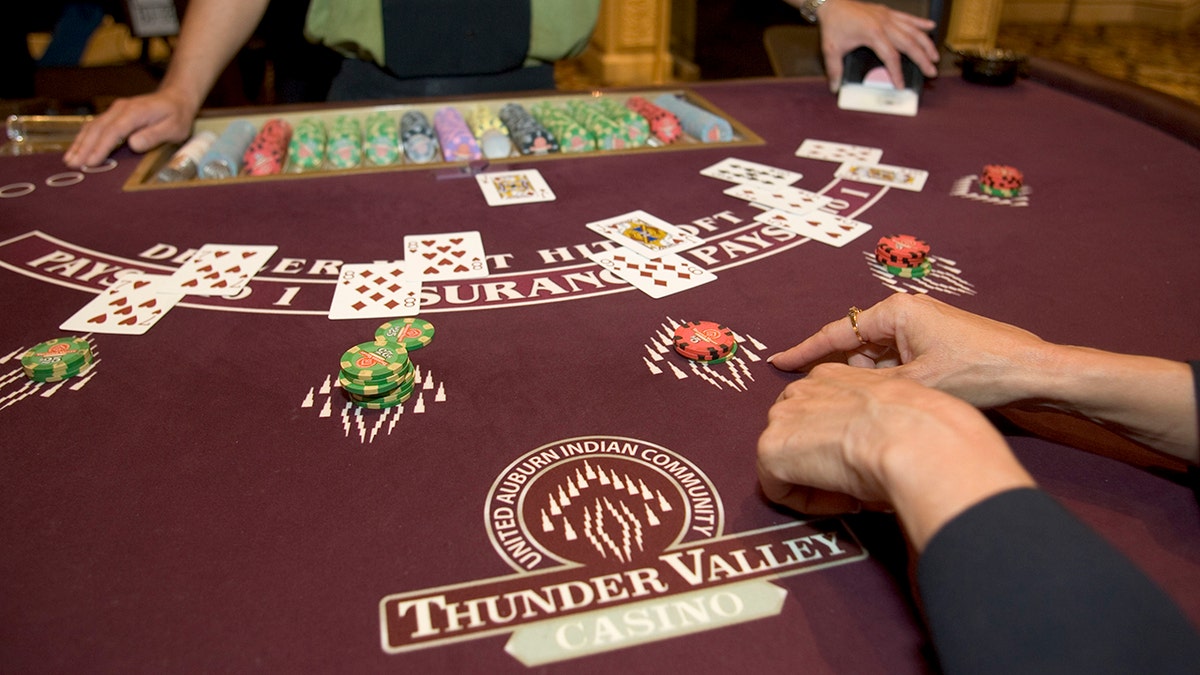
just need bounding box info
[1021,346,1198,463]
[158,0,273,111]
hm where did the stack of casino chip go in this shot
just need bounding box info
[364,112,401,166]
[288,117,327,172]
[242,118,292,176]
[20,337,93,383]
[592,97,650,148]
[465,105,513,159]
[530,102,592,152]
[672,321,739,365]
[875,234,932,278]
[400,111,440,164]
[326,116,364,169]
[156,130,217,182]
[563,99,629,151]
[498,103,559,155]
[337,318,435,410]
[652,94,733,143]
[433,106,483,162]
[624,96,682,145]
[199,119,257,179]
[979,164,1024,198]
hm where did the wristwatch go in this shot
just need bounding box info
[799,0,831,23]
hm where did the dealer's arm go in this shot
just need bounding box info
[64,0,272,168]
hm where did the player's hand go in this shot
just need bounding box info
[816,0,939,92]
[64,89,199,168]
[757,362,1033,550]
[768,295,1050,410]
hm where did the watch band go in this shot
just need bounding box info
[799,0,830,23]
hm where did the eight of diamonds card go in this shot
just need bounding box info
[403,231,489,280]
[60,271,185,335]
[164,243,278,296]
[699,157,802,186]
[328,262,421,320]
[753,209,872,247]
[722,182,832,215]
[835,161,928,191]
[585,210,703,259]
[795,139,884,164]
[476,169,556,206]
[585,246,716,299]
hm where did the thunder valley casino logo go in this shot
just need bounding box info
[378,436,867,666]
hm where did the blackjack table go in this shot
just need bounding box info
[2,71,1199,672]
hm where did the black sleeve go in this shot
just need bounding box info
[918,488,1200,674]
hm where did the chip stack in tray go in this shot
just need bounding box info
[875,234,932,278]
[672,321,739,365]
[530,102,594,153]
[288,117,327,172]
[498,103,559,155]
[337,318,435,410]
[242,118,292,176]
[624,96,682,145]
[979,164,1024,198]
[21,337,93,383]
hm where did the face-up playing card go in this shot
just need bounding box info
[754,209,872,248]
[403,231,489,280]
[328,262,420,320]
[164,244,277,296]
[722,183,832,215]
[60,272,184,335]
[585,210,703,260]
[699,157,802,186]
[475,169,556,206]
[795,139,884,164]
[835,161,929,192]
[585,246,717,299]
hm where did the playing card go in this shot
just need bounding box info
[585,246,717,299]
[837,48,922,117]
[475,169,556,206]
[60,271,184,335]
[753,209,872,248]
[585,210,703,260]
[722,183,832,215]
[795,139,884,164]
[835,161,929,191]
[164,244,277,296]
[328,262,421,320]
[403,231,489,280]
[699,157,802,186]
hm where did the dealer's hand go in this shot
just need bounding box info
[757,363,1034,550]
[64,88,199,169]
[816,0,940,92]
[768,294,1050,410]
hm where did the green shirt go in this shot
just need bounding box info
[304,0,600,68]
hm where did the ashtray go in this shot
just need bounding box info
[952,48,1027,86]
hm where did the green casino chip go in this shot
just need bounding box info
[375,318,435,351]
[339,372,400,397]
[29,359,94,383]
[885,260,932,278]
[21,337,92,378]
[348,379,415,409]
[340,341,408,383]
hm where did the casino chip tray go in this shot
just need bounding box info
[127,90,763,191]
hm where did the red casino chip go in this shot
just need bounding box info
[979,164,1024,197]
[672,320,737,361]
[875,234,929,268]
